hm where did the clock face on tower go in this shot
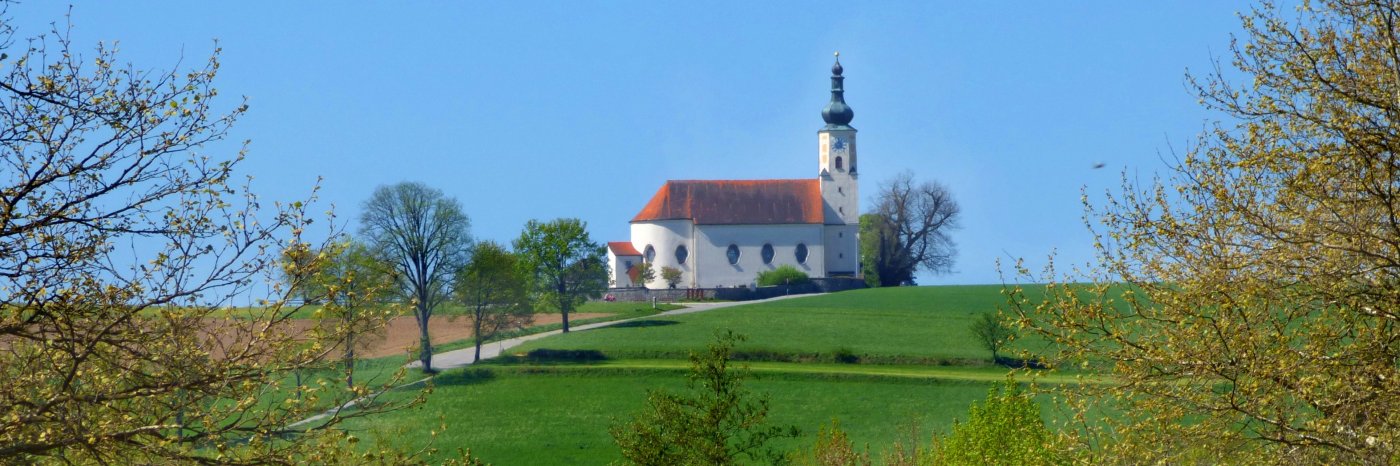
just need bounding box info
[832,136,848,152]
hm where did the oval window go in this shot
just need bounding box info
[644,245,655,263]
[675,245,688,264]
[726,244,740,265]
[795,243,808,264]
[761,244,775,264]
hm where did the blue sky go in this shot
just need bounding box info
[12,2,1252,285]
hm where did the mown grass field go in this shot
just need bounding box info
[514,285,1052,364]
[340,285,1082,465]
[349,368,1010,464]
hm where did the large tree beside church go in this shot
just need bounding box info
[861,171,961,286]
[514,218,608,333]
[360,181,472,373]
[1009,0,1400,462]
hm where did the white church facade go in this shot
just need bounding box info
[608,55,862,289]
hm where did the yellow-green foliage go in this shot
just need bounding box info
[1008,0,1400,462]
[928,382,1055,466]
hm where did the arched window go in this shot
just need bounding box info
[835,156,843,171]
[795,243,809,264]
[761,243,775,264]
[644,245,655,263]
[675,245,688,264]
[726,244,740,265]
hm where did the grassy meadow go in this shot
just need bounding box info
[337,285,1086,465]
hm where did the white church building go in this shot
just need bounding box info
[608,55,862,289]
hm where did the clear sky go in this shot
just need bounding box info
[11,2,1253,285]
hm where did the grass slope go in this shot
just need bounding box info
[350,368,1002,465]
[515,285,1047,364]
[343,285,1077,464]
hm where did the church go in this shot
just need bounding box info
[607,55,861,289]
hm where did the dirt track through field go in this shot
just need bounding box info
[301,313,611,359]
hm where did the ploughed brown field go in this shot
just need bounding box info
[284,313,612,359]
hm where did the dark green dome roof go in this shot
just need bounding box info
[822,53,854,130]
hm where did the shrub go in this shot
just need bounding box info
[793,420,871,466]
[526,348,607,362]
[611,331,799,465]
[660,266,683,289]
[928,380,1057,465]
[831,347,860,364]
[757,265,811,286]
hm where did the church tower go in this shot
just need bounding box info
[818,52,860,276]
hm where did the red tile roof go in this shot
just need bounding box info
[608,241,642,256]
[631,179,824,225]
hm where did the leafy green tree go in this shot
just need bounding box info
[929,381,1056,466]
[632,261,657,288]
[513,218,607,332]
[305,239,399,387]
[969,312,1014,361]
[360,181,472,373]
[611,331,799,465]
[858,213,894,287]
[1008,1,1400,462]
[861,172,960,287]
[661,265,684,289]
[756,265,811,287]
[0,11,416,462]
[454,241,534,363]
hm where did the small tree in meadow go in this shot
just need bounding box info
[611,331,799,465]
[970,312,1015,361]
[661,266,683,289]
[455,241,534,363]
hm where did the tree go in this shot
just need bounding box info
[299,239,399,387]
[611,331,799,465]
[661,265,684,289]
[454,241,534,363]
[513,218,607,333]
[360,182,471,373]
[861,171,960,287]
[795,420,872,466]
[969,312,1014,361]
[0,11,415,463]
[632,261,656,289]
[928,381,1057,465]
[1008,1,1400,462]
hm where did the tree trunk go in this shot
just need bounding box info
[473,307,483,363]
[560,301,571,333]
[558,281,571,333]
[417,306,433,372]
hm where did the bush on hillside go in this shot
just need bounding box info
[757,265,811,286]
[928,380,1058,465]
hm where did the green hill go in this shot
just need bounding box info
[344,285,1068,465]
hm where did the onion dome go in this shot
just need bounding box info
[821,52,854,129]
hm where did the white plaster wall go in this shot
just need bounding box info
[823,224,860,275]
[630,219,695,289]
[691,224,826,288]
[606,250,642,288]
